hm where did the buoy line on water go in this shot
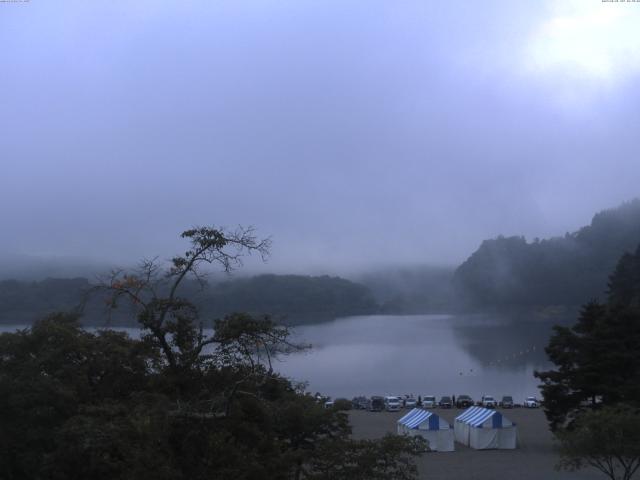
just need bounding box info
[487,345,538,366]
[456,345,541,376]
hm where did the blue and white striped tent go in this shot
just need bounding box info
[397,409,454,452]
[454,407,517,450]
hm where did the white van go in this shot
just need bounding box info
[481,395,496,408]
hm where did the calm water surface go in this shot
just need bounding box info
[277,314,558,401]
[0,314,562,402]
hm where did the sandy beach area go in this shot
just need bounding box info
[349,408,603,480]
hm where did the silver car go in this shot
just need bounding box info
[422,395,437,408]
[404,397,417,409]
[384,396,402,412]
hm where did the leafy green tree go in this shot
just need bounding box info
[305,435,426,480]
[556,405,640,480]
[97,226,271,373]
[0,226,422,480]
[0,313,158,480]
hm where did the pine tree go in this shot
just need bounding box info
[535,245,640,431]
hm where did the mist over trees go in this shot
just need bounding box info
[0,255,112,281]
[3,199,640,325]
[357,266,454,314]
[453,199,640,309]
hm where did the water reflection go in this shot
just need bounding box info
[449,314,560,369]
[277,314,568,400]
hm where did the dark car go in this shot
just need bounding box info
[352,396,369,410]
[369,396,385,412]
[439,396,452,408]
[500,395,514,408]
[456,395,474,408]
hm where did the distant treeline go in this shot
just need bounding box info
[0,274,378,326]
[453,199,640,309]
[3,199,640,323]
[0,277,92,324]
[199,274,378,322]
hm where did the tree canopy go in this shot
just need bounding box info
[535,244,640,430]
[556,405,640,480]
[0,226,423,480]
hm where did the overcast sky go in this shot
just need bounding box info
[1,0,640,274]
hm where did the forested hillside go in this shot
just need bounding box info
[201,274,377,322]
[0,278,91,323]
[453,199,640,308]
[0,275,377,325]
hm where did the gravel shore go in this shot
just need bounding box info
[349,408,603,480]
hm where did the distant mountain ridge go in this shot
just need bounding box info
[453,199,640,308]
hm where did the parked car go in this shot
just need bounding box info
[500,395,514,408]
[456,395,474,408]
[352,396,369,410]
[481,395,497,408]
[384,396,402,412]
[525,396,539,408]
[370,396,385,412]
[439,396,452,408]
[422,395,437,408]
[404,397,417,409]
[324,400,334,409]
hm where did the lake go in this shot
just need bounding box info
[0,313,564,402]
[276,314,559,401]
